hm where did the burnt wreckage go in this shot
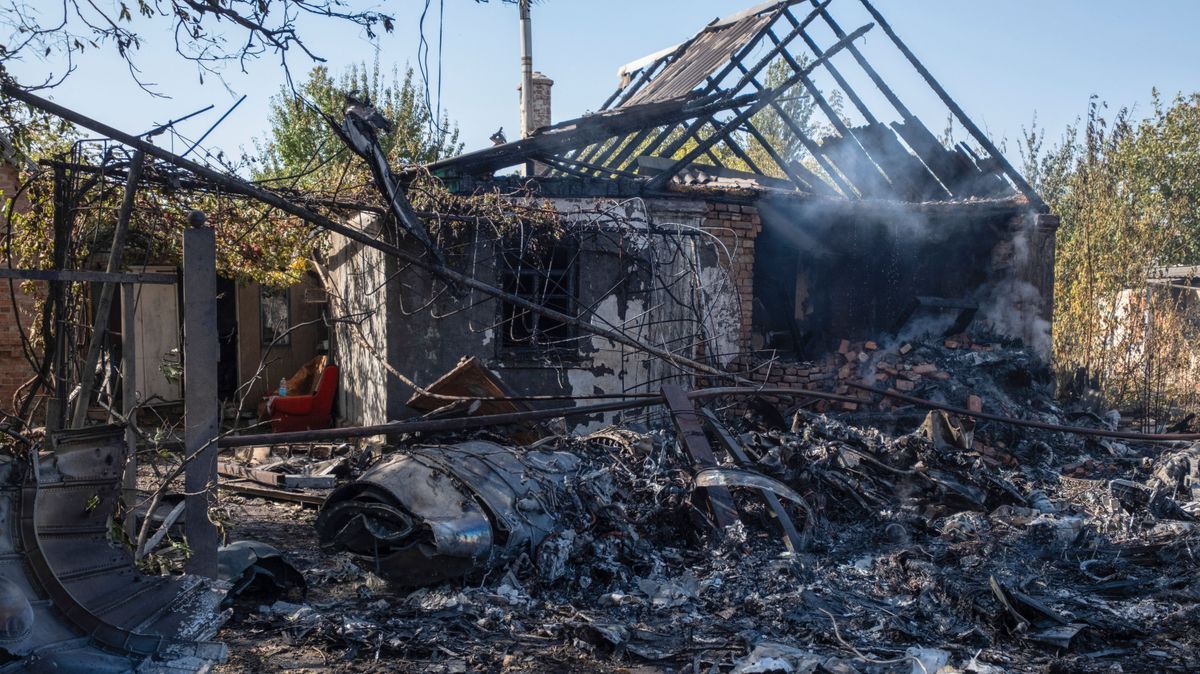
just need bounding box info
[13,1,1200,672]
[334,0,1056,429]
[0,428,227,672]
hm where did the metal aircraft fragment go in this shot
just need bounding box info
[0,426,228,673]
[316,441,581,586]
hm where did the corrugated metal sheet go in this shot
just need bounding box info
[622,14,773,108]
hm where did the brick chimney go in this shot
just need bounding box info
[519,72,554,137]
[519,72,553,176]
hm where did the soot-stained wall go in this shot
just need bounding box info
[328,197,747,431]
[327,190,1055,430]
[751,196,1050,360]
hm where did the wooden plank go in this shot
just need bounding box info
[0,268,176,284]
[219,480,327,507]
[660,385,739,529]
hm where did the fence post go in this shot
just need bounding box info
[182,211,219,577]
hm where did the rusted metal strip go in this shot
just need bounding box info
[661,385,739,530]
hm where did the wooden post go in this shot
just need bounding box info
[121,282,139,539]
[71,151,145,428]
[182,211,219,577]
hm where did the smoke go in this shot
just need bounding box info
[979,279,1052,358]
[754,192,1054,361]
[977,227,1053,358]
[756,196,958,261]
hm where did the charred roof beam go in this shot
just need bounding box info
[646,23,874,192]
[736,113,829,194]
[726,57,855,197]
[856,0,1044,208]
[723,0,834,101]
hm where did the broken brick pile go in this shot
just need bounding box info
[732,331,1001,414]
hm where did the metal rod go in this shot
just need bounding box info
[142,104,214,138]
[218,397,660,448]
[182,95,246,159]
[71,151,145,428]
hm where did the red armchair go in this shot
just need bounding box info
[270,365,339,432]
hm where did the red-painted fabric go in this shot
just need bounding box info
[270,365,339,432]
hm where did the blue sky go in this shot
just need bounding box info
[7,0,1199,168]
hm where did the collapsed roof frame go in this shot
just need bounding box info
[431,0,1043,209]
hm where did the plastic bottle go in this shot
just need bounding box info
[278,378,288,397]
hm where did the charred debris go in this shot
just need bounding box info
[219,329,1200,673]
[1,0,1198,672]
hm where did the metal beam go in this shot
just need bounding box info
[0,268,176,284]
[701,408,805,552]
[661,385,739,530]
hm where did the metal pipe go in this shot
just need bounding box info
[843,382,1200,442]
[217,397,660,448]
[519,0,534,139]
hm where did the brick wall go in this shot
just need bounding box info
[702,200,761,357]
[0,162,39,415]
[729,333,997,415]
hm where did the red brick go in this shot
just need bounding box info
[967,395,983,413]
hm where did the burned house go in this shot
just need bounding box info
[327,0,1058,428]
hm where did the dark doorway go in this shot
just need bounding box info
[216,277,239,401]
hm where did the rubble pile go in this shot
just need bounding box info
[216,332,1200,673]
[741,327,1054,423]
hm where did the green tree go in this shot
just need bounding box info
[1040,92,1200,412]
[255,63,463,192]
[742,56,822,173]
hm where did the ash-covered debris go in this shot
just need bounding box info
[218,332,1200,673]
